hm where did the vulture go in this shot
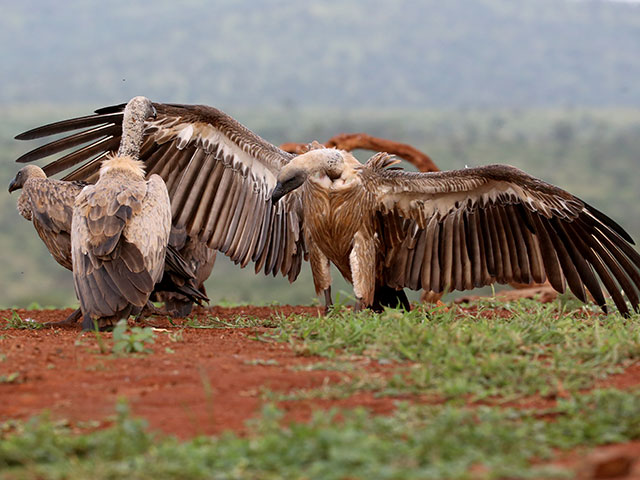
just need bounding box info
[270,148,640,316]
[8,164,207,325]
[14,101,640,315]
[71,96,172,329]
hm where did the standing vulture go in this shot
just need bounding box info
[270,148,640,316]
[71,96,172,329]
[14,101,640,315]
[8,164,207,325]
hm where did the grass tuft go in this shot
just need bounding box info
[263,299,640,399]
[2,389,640,479]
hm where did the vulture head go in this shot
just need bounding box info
[8,165,46,193]
[117,96,157,158]
[271,148,347,203]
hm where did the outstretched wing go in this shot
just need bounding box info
[16,103,305,281]
[71,180,153,318]
[368,162,640,316]
[25,179,86,270]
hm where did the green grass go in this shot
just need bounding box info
[2,298,640,478]
[111,320,156,355]
[262,299,640,400]
[1,311,44,330]
[2,389,640,479]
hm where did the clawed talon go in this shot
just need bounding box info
[44,308,82,327]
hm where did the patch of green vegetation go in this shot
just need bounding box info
[1,311,44,330]
[2,389,640,479]
[111,320,156,355]
[179,314,269,330]
[244,358,280,366]
[0,372,20,384]
[264,299,640,400]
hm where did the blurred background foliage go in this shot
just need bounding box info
[1,0,639,307]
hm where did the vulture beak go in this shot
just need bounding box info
[151,105,157,119]
[271,182,287,204]
[8,176,18,193]
[271,173,306,204]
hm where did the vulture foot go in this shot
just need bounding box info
[372,286,411,312]
[45,308,82,327]
[354,299,364,313]
[163,299,195,318]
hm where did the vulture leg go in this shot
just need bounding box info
[308,238,333,312]
[323,287,333,315]
[81,313,97,331]
[349,231,376,308]
[139,301,167,318]
[372,285,411,312]
[354,299,364,312]
[45,308,82,327]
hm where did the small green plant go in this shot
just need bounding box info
[0,372,20,383]
[168,330,184,343]
[2,311,44,330]
[111,320,155,354]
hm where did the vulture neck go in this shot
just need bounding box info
[100,154,146,180]
[116,106,147,158]
[17,193,32,221]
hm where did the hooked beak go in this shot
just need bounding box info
[271,173,306,204]
[151,105,157,119]
[8,177,18,193]
[271,182,287,204]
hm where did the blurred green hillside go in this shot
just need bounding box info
[2,106,639,307]
[2,0,640,108]
[2,0,639,307]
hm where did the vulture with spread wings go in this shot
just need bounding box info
[14,101,640,315]
[270,148,640,316]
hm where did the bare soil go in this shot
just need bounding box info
[0,306,398,439]
[2,305,640,478]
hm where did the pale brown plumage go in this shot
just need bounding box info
[270,148,640,316]
[71,96,172,329]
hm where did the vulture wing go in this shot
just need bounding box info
[367,161,640,316]
[23,179,86,270]
[16,103,305,281]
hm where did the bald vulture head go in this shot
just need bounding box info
[271,148,346,203]
[8,165,46,193]
[117,96,157,158]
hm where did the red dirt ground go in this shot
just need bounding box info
[2,305,640,478]
[0,306,399,439]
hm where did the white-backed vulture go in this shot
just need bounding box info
[13,102,640,315]
[71,96,172,329]
[270,148,640,316]
[8,164,207,324]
